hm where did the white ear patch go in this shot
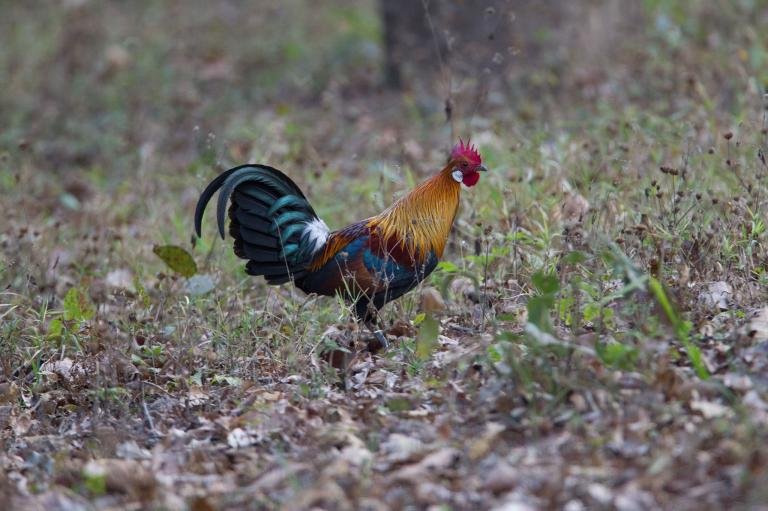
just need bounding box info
[451,169,463,183]
[302,218,330,254]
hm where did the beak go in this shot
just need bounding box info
[477,164,488,172]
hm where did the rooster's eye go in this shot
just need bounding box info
[461,161,468,168]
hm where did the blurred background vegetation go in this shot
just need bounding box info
[2,0,766,178]
[4,0,768,324]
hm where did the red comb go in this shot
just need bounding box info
[451,138,482,165]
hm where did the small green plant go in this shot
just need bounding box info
[131,342,169,375]
[63,287,95,323]
[527,271,560,333]
[82,472,107,496]
[595,339,638,370]
[415,314,439,361]
[394,337,428,377]
[89,386,130,403]
[648,277,709,379]
[429,260,479,298]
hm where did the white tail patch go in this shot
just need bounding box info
[302,218,330,254]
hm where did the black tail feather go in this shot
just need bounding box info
[194,164,327,286]
[194,166,241,237]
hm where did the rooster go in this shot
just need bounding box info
[194,139,487,349]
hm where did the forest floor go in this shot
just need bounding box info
[2,2,768,510]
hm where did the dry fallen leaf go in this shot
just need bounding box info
[722,372,752,391]
[481,461,518,493]
[450,277,477,301]
[227,427,260,449]
[743,390,768,416]
[390,447,460,481]
[83,459,157,501]
[338,437,373,467]
[491,497,540,511]
[0,383,19,405]
[247,463,310,491]
[469,422,505,460]
[380,433,427,464]
[420,286,446,313]
[690,399,730,419]
[560,191,590,226]
[105,44,132,70]
[105,268,135,292]
[588,483,613,505]
[697,281,732,312]
[187,386,210,407]
[743,307,768,341]
[40,357,74,383]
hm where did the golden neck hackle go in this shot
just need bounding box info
[368,165,461,260]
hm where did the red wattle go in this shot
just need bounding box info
[462,171,480,187]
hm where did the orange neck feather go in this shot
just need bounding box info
[368,164,461,259]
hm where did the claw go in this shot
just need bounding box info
[374,330,388,349]
[368,330,389,352]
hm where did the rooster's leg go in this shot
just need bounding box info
[363,312,388,352]
[367,325,389,351]
[355,299,389,352]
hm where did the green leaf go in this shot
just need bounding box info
[63,287,95,322]
[583,302,601,322]
[436,261,458,272]
[532,271,559,295]
[648,277,709,379]
[133,276,150,308]
[415,314,439,360]
[685,343,709,380]
[527,295,555,333]
[562,250,587,264]
[83,472,106,496]
[211,374,243,386]
[487,343,503,363]
[385,397,413,412]
[596,341,638,370]
[48,318,63,338]
[153,245,198,277]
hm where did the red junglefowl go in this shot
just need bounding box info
[194,139,487,349]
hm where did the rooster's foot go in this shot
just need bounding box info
[365,330,389,353]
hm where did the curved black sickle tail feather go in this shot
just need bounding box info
[194,164,327,285]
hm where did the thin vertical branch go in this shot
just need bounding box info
[421,0,454,141]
